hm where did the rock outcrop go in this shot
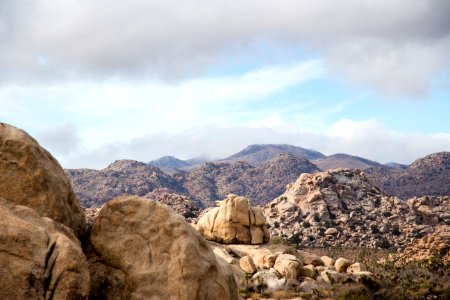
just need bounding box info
[144,188,200,219]
[0,123,86,237]
[88,195,238,300]
[208,242,375,298]
[0,198,89,299]
[196,195,270,244]
[366,152,450,199]
[264,169,450,248]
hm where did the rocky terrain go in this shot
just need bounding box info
[366,151,450,199]
[68,152,320,208]
[66,159,188,208]
[0,123,238,300]
[67,145,450,210]
[220,144,326,165]
[1,123,449,299]
[264,169,450,249]
[312,153,382,171]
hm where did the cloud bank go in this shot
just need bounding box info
[38,119,450,169]
[1,0,450,96]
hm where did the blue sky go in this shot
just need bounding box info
[0,0,449,168]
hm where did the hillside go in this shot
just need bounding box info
[148,155,190,169]
[313,153,382,171]
[221,144,325,165]
[175,153,320,206]
[66,159,187,208]
[366,152,450,199]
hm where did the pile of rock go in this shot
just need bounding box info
[196,194,270,244]
[264,169,450,249]
[144,188,200,219]
[210,243,377,296]
[386,225,450,268]
[0,123,238,300]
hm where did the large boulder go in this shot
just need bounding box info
[89,195,238,300]
[0,198,89,299]
[0,123,86,237]
[196,194,270,244]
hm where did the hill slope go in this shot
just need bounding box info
[313,153,382,171]
[221,144,325,165]
[366,152,450,199]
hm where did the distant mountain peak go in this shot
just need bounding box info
[222,144,325,165]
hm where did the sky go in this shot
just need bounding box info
[1,0,449,169]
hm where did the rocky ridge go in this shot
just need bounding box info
[366,151,450,199]
[264,169,450,249]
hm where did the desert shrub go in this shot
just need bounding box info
[318,227,326,236]
[376,237,391,249]
[302,221,311,228]
[313,213,321,222]
[308,235,315,242]
[382,211,392,217]
[374,198,381,208]
[370,224,379,234]
[287,233,301,245]
[391,225,401,236]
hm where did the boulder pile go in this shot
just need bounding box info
[0,123,238,300]
[196,194,270,244]
[264,169,450,249]
[210,243,377,297]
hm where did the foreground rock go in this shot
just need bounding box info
[208,242,376,298]
[89,195,237,300]
[196,194,270,244]
[264,169,450,249]
[0,123,86,237]
[0,198,89,299]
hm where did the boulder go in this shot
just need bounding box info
[252,271,286,292]
[0,123,86,237]
[89,195,238,300]
[320,270,341,284]
[299,264,316,278]
[197,194,270,244]
[240,256,257,274]
[300,252,324,266]
[321,256,335,267]
[325,228,338,235]
[347,262,366,273]
[273,254,301,280]
[0,198,89,299]
[335,258,352,273]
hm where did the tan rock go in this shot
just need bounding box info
[325,228,338,235]
[320,270,341,284]
[321,256,335,267]
[89,195,238,300]
[335,258,352,273]
[0,198,89,299]
[240,256,257,274]
[347,262,366,273]
[197,194,270,244]
[0,123,86,237]
[301,252,324,266]
[299,264,316,278]
[274,254,301,280]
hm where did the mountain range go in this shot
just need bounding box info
[66,144,450,208]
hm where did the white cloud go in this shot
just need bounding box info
[248,113,282,128]
[1,0,449,96]
[37,118,450,169]
[0,61,322,149]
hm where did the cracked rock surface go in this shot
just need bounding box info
[88,195,238,300]
[0,198,89,300]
